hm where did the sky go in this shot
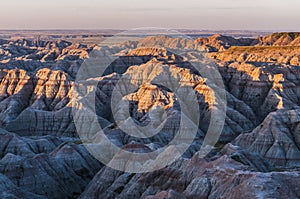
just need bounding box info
[1,0,300,30]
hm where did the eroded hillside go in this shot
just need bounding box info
[1,32,300,198]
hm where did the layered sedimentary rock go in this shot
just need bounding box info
[233,109,300,169]
[78,33,300,199]
[0,38,92,77]
[212,46,300,65]
[137,35,199,50]
[0,39,92,136]
[0,128,102,198]
[0,69,33,126]
[0,32,300,198]
[256,32,300,46]
[0,68,76,136]
[1,33,299,141]
[195,34,257,52]
[219,61,300,120]
[80,154,300,199]
[0,173,46,199]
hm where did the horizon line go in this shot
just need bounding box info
[0,28,293,32]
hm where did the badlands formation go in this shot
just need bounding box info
[0,32,300,198]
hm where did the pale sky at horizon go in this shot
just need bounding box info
[1,0,300,30]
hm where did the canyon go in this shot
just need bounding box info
[0,31,300,198]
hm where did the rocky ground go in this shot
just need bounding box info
[0,32,300,198]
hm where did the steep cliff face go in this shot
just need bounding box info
[79,33,300,199]
[0,173,46,199]
[195,34,257,52]
[0,128,102,199]
[0,39,92,136]
[233,109,300,169]
[0,68,75,136]
[0,33,300,198]
[219,62,300,120]
[256,32,300,46]
[0,69,33,126]
[1,34,299,139]
[80,154,300,199]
